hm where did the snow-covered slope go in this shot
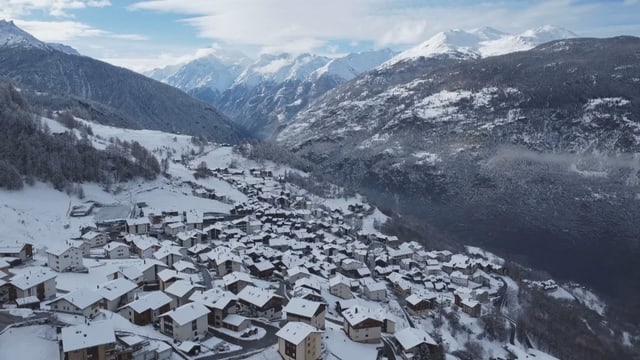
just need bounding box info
[147,49,395,138]
[0,20,80,55]
[148,48,251,92]
[0,19,48,49]
[311,49,396,81]
[233,53,330,87]
[385,25,577,66]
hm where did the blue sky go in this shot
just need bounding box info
[3,0,640,71]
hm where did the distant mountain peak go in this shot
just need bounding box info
[383,25,578,67]
[0,19,46,49]
[0,19,80,55]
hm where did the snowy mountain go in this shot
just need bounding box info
[0,20,80,55]
[0,21,245,142]
[277,37,640,311]
[385,25,577,66]
[233,53,331,87]
[310,48,396,81]
[147,48,251,92]
[147,49,396,138]
[0,20,47,49]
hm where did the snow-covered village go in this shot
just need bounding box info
[0,118,605,360]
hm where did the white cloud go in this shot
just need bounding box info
[128,0,605,54]
[15,20,148,42]
[0,0,111,18]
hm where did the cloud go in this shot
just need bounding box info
[14,20,148,42]
[0,0,111,18]
[128,0,621,54]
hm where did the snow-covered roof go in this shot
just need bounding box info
[81,231,104,240]
[46,242,79,256]
[394,327,437,350]
[276,321,320,345]
[161,302,210,326]
[342,305,383,327]
[158,268,191,282]
[173,260,197,272]
[284,297,324,318]
[252,260,274,271]
[205,246,242,264]
[96,278,137,301]
[361,277,386,292]
[124,291,172,313]
[223,314,250,327]
[61,321,115,352]
[165,280,203,298]
[166,222,185,229]
[127,234,159,250]
[223,271,253,286]
[104,242,128,252]
[189,288,237,310]
[126,217,149,225]
[329,274,351,287]
[405,293,436,306]
[237,285,280,307]
[153,245,183,259]
[0,242,28,253]
[10,269,56,290]
[51,288,102,309]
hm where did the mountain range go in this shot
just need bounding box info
[147,25,576,138]
[148,48,397,138]
[278,35,640,310]
[0,20,245,143]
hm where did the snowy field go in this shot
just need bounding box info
[0,325,59,360]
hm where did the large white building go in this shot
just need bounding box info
[46,242,83,272]
[160,302,210,341]
[276,322,322,360]
[283,297,326,330]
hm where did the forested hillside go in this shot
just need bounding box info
[0,84,160,192]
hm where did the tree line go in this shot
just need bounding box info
[0,83,160,192]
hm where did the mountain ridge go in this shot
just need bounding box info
[0,21,247,143]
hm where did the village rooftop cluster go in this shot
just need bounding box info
[0,160,513,360]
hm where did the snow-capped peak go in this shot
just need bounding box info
[0,19,46,49]
[233,53,331,87]
[310,49,396,81]
[520,25,578,44]
[383,25,577,67]
[0,19,80,55]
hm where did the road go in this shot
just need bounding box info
[198,320,282,360]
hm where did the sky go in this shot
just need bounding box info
[2,0,640,72]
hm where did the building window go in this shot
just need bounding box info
[284,341,297,358]
[192,320,198,331]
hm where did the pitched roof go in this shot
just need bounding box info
[161,302,210,326]
[165,280,203,298]
[52,288,102,310]
[394,327,437,350]
[61,321,115,352]
[96,278,137,301]
[276,322,320,345]
[189,288,237,310]
[46,242,80,256]
[124,291,172,313]
[284,298,324,318]
[223,271,253,286]
[342,306,383,327]
[10,269,56,290]
[237,285,280,307]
